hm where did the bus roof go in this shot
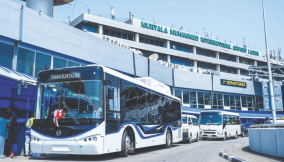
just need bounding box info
[200,110,240,116]
[39,64,180,101]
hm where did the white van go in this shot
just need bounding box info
[199,111,242,140]
[182,114,200,143]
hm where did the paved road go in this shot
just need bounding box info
[3,137,249,162]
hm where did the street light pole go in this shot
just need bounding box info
[262,0,277,124]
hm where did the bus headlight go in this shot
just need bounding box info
[78,135,98,142]
[217,131,223,135]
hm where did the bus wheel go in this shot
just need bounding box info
[241,131,245,137]
[164,130,172,148]
[223,133,227,141]
[234,132,238,139]
[195,134,199,142]
[188,134,192,143]
[119,131,131,157]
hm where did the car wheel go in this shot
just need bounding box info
[234,132,238,139]
[119,131,131,157]
[164,130,172,148]
[241,131,244,137]
[195,134,199,142]
[188,134,192,143]
[223,133,227,141]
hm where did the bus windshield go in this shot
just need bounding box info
[40,80,103,121]
[182,117,187,124]
[199,112,222,125]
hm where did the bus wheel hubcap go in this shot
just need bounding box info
[125,135,130,151]
[167,133,171,145]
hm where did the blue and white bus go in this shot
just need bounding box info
[31,65,182,157]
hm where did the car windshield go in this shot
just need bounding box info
[40,80,103,120]
[199,112,222,125]
[182,117,187,124]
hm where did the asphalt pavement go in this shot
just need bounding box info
[1,137,249,162]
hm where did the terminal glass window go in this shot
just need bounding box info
[197,62,216,70]
[140,37,164,47]
[204,92,211,106]
[197,49,216,58]
[230,95,236,110]
[240,69,249,76]
[35,52,51,77]
[190,91,197,108]
[17,47,35,76]
[0,42,14,69]
[170,43,192,53]
[220,65,237,74]
[171,56,192,67]
[183,90,189,104]
[240,58,253,65]
[224,95,229,106]
[175,89,181,99]
[235,96,241,110]
[198,92,204,108]
[256,96,263,111]
[241,96,247,107]
[247,96,253,110]
[53,57,67,69]
[219,53,236,62]
[217,94,223,109]
[68,61,80,67]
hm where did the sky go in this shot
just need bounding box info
[11,0,284,57]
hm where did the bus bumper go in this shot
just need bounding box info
[200,131,224,139]
[31,136,104,155]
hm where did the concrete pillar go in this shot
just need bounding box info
[50,56,54,69]
[135,33,139,42]
[166,40,170,49]
[193,46,197,54]
[216,65,220,72]
[12,42,19,70]
[193,60,197,68]
[216,52,219,59]
[98,25,103,35]
[237,69,241,75]
[167,55,171,63]
[236,56,239,63]
[254,60,257,66]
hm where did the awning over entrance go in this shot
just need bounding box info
[182,107,284,119]
[0,66,37,85]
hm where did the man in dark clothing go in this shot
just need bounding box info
[3,107,16,158]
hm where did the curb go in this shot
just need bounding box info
[219,149,247,162]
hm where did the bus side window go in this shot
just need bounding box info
[231,116,235,125]
[226,115,231,125]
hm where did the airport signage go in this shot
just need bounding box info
[248,49,259,56]
[170,29,199,41]
[141,21,168,33]
[141,21,199,41]
[201,37,231,49]
[49,72,81,80]
[221,79,246,88]
[233,46,247,53]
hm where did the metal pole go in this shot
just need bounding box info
[262,0,277,124]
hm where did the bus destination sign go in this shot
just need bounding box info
[221,79,246,88]
[49,72,81,80]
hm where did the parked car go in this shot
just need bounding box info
[182,114,199,143]
[241,123,254,136]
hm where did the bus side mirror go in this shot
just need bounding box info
[108,87,114,99]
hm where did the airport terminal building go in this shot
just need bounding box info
[0,0,284,155]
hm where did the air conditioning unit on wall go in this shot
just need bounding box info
[163,62,169,67]
[169,63,174,69]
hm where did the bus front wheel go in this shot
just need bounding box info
[119,131,132,157]
[164,130,172,148]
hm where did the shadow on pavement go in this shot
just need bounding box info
[241,146,284,162]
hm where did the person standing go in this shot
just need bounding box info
[25,112,34,156]
[3,107,16,158]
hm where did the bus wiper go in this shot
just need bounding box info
[62,102,80,125]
